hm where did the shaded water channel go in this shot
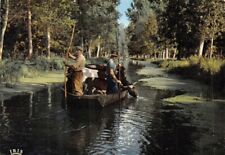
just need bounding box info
[0,61,225,155]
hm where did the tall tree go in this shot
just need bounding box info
[27,0,33,59]
[0,0,9,60]
[153,0,225,58]
[142,12,158,56]
[204,0,225,58]
[187,0,225,57]
[75,0,119,57]
[32,0,76,58]
[127,0,159,57]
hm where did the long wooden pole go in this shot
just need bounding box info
[116,27,121,101]
[64,25,75,98]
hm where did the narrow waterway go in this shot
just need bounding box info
[0,61,225,155]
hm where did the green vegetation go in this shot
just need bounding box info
[126,1,225,102]
[199,58,224,75]
[0,56,110,84]
[0,56,64,83]
[160,59,190,69]
[0,0,120,61]
[0,0,120,87]
[157,56,225,92]
[163,94,207,104]
[20,71,64,84]
[33,56,64,71]
[127,0,225,59]
[163,94,225,104]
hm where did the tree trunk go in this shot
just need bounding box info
[209,37,214,59]
[47,26,51,59]
[96,42,101,58]
[88,40,92,58]
[81,36,84,50]
[173,48,177,59]
[0,0,9,61]
[165,48,169,59]
[96,36,101,58]
[198,39,204,58]
[27,0,33,59]
[162,51,165,59]
[0,0,1,14]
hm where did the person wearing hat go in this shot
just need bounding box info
[64,46,86,96]
[106,52,122,94]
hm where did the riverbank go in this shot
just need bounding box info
[155,57,225,94]
[135,60,225,104]
[0,71,64,101]
[0,56,106,102]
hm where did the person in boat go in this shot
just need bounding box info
[64,46,86,96]
[106,53,122,94]
[116,64,131,86]
[116,64,138,98]
[84,64,107,95]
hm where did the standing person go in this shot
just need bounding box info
[106,53,122,94]
[64,46,86,96]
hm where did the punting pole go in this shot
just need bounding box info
[64,24,75,98]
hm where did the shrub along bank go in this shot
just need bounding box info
[0,56,108,84]
[156,56,225,95]
[0,56,65,83]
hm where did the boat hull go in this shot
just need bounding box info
[62,88,128,107]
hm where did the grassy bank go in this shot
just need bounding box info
[0,56,109,84]
[0,56,65,83]
[0,56,66,100]
[0,56,110,101]
[155,56,225,95]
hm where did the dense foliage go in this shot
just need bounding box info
[126,0,225,59]
[0,0,120,60]
[0,56,64,82]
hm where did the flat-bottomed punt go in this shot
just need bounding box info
[62,88,128,107]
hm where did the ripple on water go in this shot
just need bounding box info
[85,107,154,155]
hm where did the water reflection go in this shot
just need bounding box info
[29,92,33,118]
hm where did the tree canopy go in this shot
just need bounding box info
[126,0,225,59]
[1,0,224,60]
[0,0,120,60]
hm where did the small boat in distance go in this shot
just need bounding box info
[61,88,128,108]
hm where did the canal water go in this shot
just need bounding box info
[0,62,225,155]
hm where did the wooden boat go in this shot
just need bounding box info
[62,88,128,108]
